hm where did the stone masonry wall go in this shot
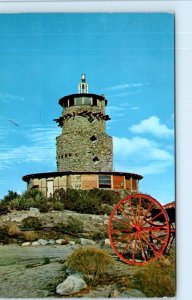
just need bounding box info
[56,104,113,172]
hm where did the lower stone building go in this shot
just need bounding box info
[22,171,143,197]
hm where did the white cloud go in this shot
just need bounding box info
[113,136,174,176]
[0,125,60,171]
[132,106,140,111]
[0,145,55,170]
[104,82,145,91]
[129,116,174,138]
[27,126,60,146]
[0,93,25,103]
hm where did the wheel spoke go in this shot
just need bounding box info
[111,228,133,234]
[142,226,168,232]
[118,205,134,224]
[132,233,138,260]
[121,234,135,255]
[147,232,166,244]
[138,234,147,262]
[114,233,132,246]
[140,232,159,255]
[137,196,142,224]
[113,216,132,228]
[140,202,154,226]
[150,210,164,222]
[127,197,136,223]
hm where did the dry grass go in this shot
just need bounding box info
[6,223,21,237]
[67,246,115,286]
[21,231,39,241]
[133,250,176,297]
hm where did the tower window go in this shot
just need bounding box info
[88,116,94,123]
[99,175,111,188]
[69,98,75,107]
[76,97,83,105]
[84,97,91,105]
[93,156,99,162]
[90,135,97,142]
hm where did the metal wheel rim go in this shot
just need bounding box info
[108,193,170,266]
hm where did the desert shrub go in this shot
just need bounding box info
[21,216,42,230]
[64,188,120,215]
[5,222,21,236]
[0,201,10,215]
[0,190,20,215]
[65,216,83,233]
[43,257,51,265]
[91,230,108,241]
[89,189,119,205]
[65,189,82,211]
[10,189,48,212]
[49,188,66,203]
[67,247,115,285]
[21,230,39,241]
[0,227,9,243]
[47,200,64,211]
[2,190,20,204]
[9,197,31,211]
[55,217,83,234]
[22,189,48,212]
[52,201,64,211]
[133,251,176,297]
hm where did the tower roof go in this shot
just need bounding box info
[59,74,107,106]
[58,93,107,107]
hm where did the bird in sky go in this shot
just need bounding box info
[8,119,20,127]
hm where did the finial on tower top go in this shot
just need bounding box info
[81,74,86,82]
[78,73,88,94]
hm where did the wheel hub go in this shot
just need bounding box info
[133,225,141,233]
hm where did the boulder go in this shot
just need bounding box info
[22,242,31,247]
[80,238,96,245]
[110,288,146,298]
[48,239,55,245]
[103,219,109,225]
[56,274,87,295]
[31,241,40,246]
[29,208,40,214]
[56,239,67,245]
[38,239,48,246]
[104,238,111,245]
[69,241,75,245]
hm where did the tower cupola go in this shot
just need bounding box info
[78,73,88,94]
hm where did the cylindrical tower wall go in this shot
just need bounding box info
[56,93,113,172]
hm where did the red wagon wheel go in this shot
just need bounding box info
[108,193,170,266]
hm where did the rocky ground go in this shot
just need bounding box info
[0,243,146,298]
[0,209,175,298]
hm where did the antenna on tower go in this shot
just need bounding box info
[78,73,88,94]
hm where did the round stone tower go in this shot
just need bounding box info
[54,74,113,172]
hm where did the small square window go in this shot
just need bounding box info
[93,156,99,162]
[90,135,97,142]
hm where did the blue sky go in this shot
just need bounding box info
[0,13,175,204]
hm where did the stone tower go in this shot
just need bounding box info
[54,74,113,172]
